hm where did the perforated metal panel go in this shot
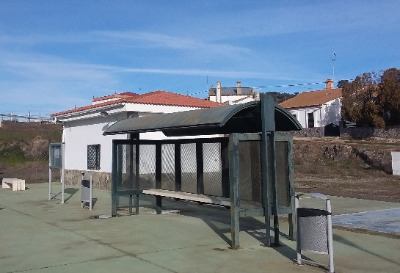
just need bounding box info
[139,144,156,189]
[276,141,291,207]
[116,144,136,191]
[203,142,222,196]
[237,138,292,210]
[181,143,197,193]
[161,144,175,190]
[297,208,329,253]
[238,141,262,208]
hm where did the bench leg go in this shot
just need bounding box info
[156,196,162,214]
[135,194,140,214]
[129,195,133,214]
[288,213,294,240]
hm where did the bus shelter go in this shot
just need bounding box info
[103,94,301,248]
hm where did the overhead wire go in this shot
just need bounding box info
[187,79,354,97]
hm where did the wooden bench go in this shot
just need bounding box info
[2,178,26,191]
[138,188,265,217]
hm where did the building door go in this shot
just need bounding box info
[307,112,314,128]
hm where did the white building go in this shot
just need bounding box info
[51,91,221,189]
[209,81,258,105]
[279,79,342,128]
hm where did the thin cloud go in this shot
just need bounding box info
[0,30,251,56]
[2,52,293,81]
[94,30,251,55]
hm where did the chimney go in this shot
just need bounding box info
[325,79,334,90]
[216,81,222,103]
[236,81,242,95]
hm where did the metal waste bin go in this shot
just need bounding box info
[296,193,334,273]
[81,172,93,210]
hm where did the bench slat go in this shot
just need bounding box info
[142,189,230,207]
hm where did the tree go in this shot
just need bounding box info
[267,91,295,104]
[341,68,400,127]
[378,68,400,125]
[337,79,350,88]
[341,72,384,127]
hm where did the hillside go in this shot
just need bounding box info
[0,121,62,183]
[0,121,399,202]
[294,137,400,202]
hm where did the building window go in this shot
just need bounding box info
[307,113,314,128]
[87,144,101,170]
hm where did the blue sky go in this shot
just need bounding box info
[1,0,399,117]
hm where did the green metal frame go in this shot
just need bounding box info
[227,131,295,247]
[108,94,299,249]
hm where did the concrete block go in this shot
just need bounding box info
[2,178,26,191]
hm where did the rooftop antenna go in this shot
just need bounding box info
[331,52,336,78]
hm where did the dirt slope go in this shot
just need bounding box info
[294,137,400,202]
[0,121,62,183]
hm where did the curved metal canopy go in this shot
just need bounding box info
[103,100,301,137]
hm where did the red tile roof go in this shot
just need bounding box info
[92,92,140,102]
[126,91,221,108]
[52,91,222,117]
[279,88,342,109]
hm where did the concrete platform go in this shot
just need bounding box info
[333,208,400,236]
[1,183,400,273]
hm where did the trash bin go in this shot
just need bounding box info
[296,193,334,273]
[81,172,93,210]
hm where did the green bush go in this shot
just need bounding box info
[0,146,27,167]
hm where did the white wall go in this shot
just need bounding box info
[61,104,218,173]
[63,113,128,173]
[320,98,341,126]
[289,98,341,128]
[209,95,255,104]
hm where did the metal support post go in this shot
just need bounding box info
[327,199,334,273]
[61,143,65,204]
[48,166,52,201]
[260,93,279,246]
[229,134,240,248]
[269,132,279,246]
[89,171,93,210]
[111,141,118,216]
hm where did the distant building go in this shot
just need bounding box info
[208,81,258,104]
[51,91,221,189]
[279,79,342,128]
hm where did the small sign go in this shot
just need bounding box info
[391,152,400,175]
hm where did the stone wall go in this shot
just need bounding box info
[65,169,111,191]
[280,126,400,139]
[291,127,325,138]
[340,126,400,139]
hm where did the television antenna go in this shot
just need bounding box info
[331,52,336,77]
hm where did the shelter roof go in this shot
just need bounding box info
[279,88,342,109]
[104,100,301,137]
